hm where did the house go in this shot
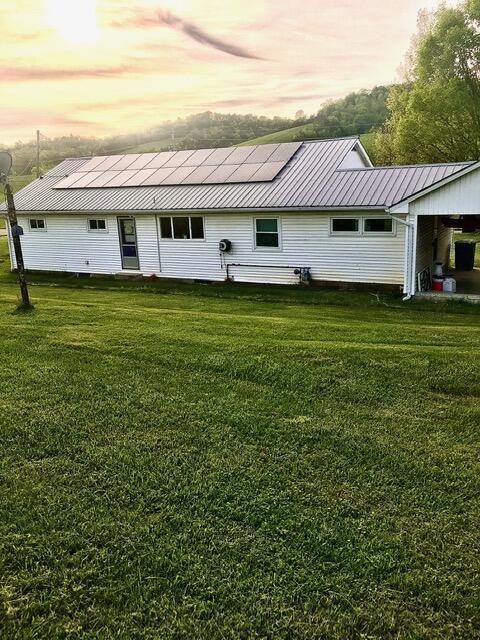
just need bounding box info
[2,137,480,297]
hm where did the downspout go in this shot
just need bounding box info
[386,211,415,301]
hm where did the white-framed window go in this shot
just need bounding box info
[363,217,394,234]
[88,218,107,232]
[254,217,281,249]
[159,216,205,240]
[330,217,360,235]
[29,218,46,231]
[330,216,396,236]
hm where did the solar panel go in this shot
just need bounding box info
[140,166,176,186]
[249,161,286,182]
[145,152,175,169]
[204,147,235,165]
[161,166,196,184]
[109,154,140,171]
[94,155,124,172]
[78,156,108,172]
[180,165,217,184]
[128,153,158,170]
[123,168,157,186]
[184,148,215,166]
[103,169,138,187]
[202,164,239,183]
[225,146,255,165]
[163,150,195,168]
[87,170,120,187]
[54,172,86,189]
[267,142,302,162]
[244,144,279,164]
[53,142,303,190]
[225,163,264,183]
[65,171,100,188]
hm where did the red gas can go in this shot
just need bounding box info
[432,277,444,291]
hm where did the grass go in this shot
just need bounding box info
[0,239,479,639]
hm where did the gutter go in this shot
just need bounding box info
[386,210,414,301]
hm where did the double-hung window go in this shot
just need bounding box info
[159,216,205,240]
[255,218,280,248]
[29,218,46,231]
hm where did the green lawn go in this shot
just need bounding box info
[0,238,479,638]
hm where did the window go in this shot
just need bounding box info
[159,216,204,240]
[363,218,393,234]
[29,218,46,231]
[331,218,360,234]
[255,218,280,248]
[88,219,107,231]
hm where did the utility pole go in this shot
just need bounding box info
[1,152,32,309]
[36,130,40,178]
[171,127,175,151]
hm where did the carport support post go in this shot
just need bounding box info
[5,183,31,308]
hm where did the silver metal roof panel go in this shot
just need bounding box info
[5,139,474,213]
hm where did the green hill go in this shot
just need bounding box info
[242,127,377,162]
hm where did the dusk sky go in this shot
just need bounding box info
[2,0,445,144]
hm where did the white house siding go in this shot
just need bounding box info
[410,167,480,216]
[12,214,124,274]
[12,211,406,286]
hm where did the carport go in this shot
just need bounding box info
[388,162,480,301]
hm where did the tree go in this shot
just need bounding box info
[375,0,480,164]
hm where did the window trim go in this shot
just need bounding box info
[253,217,282,251]
[29,218,47,232]
[329,216,396,237]
[87,218,108,233]
[158,215,205,241]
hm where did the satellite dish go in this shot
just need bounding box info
[0,152,12,182]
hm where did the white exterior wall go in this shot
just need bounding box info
[13,211,406,286]
[410,167,480,215]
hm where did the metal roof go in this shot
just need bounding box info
[2,138,474,213]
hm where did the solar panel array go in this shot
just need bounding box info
[53,142,302,190]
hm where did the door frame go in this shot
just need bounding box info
[117,216,140,270]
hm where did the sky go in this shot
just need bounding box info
[1,0,446,144]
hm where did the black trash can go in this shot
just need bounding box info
[455,240,477,271]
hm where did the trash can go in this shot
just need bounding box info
[455,240,477,271]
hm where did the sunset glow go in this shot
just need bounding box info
[2,0,446,144]
[46,0,100,44]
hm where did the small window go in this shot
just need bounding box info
[255,218,279,248]
[159,216,204,240]
[364,218,393,233]
[88,219,107,231]
[29,218,46,231]
[331,218,360,234]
